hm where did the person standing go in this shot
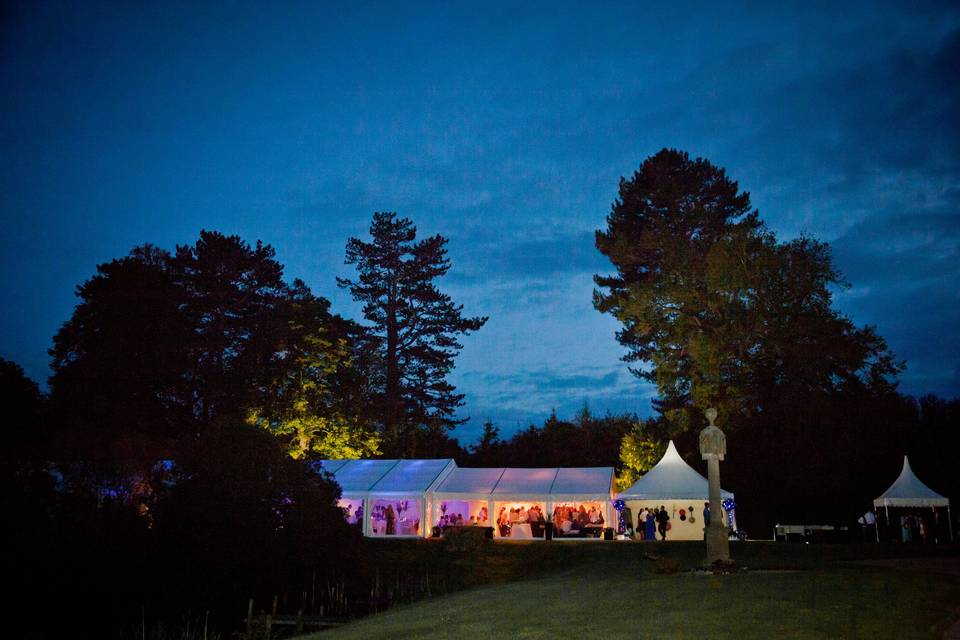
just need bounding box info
[656,505,670,541]
[385,504,396,536]
[645,508,656,541]
[703,502,711,540]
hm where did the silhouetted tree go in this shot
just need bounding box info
[338,212,487,455]
[468,420,504,466]
[49,248,195,482]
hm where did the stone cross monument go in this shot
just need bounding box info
[699,407,731,564]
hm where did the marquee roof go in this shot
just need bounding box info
[312,459,456,495]
[617,440,733,501]
[492,467,559,496]
[314,460,616,500]
[551,467,616,498]
[434,467,506,495]
[874,456,949,508]
[372,459,456,494]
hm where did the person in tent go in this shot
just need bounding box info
[636,508,647,540]
[385,504,396,536]
[656,505,670,541]
[645,508,656,541]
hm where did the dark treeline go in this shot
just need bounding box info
[8,216,487,638]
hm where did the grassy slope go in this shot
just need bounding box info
[317,542,960,639]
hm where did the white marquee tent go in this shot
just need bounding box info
[317,460,615,539]
[873,455,952,542]
[314,458,457,537]
[617,440,734,540]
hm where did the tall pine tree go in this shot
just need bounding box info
[338,212,487,455]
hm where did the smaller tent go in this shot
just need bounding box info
[618,441,734,540]
[873,455,952,542]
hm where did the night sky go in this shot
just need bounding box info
[2,2,958,443]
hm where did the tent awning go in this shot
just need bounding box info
[874,456,948,508]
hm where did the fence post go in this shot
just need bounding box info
[245,599,254,639]
[296,608,304,634]
[264,614,272,639]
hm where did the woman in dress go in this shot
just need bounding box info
[645,508,656,541]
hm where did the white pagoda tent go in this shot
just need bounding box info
[617,440,734,540]
[873,455,952,542]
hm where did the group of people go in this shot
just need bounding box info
[438,505,489,528]
[635,505,673,541]
[497,504,546,537]
[897,511,935,543]
[552,504,604,535]
[862,508,951,544]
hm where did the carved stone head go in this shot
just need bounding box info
[699,407,726,460]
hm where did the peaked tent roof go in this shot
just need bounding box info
[617,440,733,501]
[874,456,949,507]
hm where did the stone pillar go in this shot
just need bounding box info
[699,408,730,565]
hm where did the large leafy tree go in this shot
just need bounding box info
[338,212,487,454]
[49,247,195,477]
[594,149,900,431]
[50,231,378,475]
[245,282,380,459]
[170,231,290,424]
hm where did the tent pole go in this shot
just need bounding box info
[875,508,880,543]
[885,505,889,543]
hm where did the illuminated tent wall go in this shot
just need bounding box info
[314,458,457,538]
[317,460,616,539]
[617,440,734,541]
[873,455,952,542]
[431,465,616,539]
[431,466,505,531]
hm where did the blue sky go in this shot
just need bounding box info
[2,1,958,443]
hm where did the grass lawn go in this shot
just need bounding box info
[311,542,960,639]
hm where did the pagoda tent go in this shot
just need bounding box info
[617,440,734,541]
[873,456,952,542]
